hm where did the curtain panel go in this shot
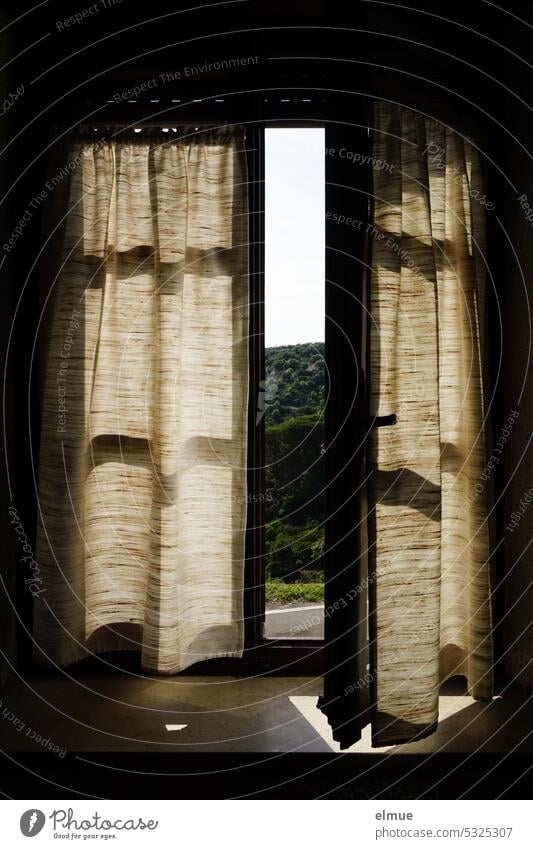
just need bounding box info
[34,128,249,674]
[368,103,493,745]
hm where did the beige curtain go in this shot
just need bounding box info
[369,103,493,745]
[34,128,249,674]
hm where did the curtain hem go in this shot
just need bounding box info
[32,641,244,674]
[371,719,439,749]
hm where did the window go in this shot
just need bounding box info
[244,120,369,675]
[263,128,326,640]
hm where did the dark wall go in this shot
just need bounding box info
[0,8,18,683]
[497,8,533,694]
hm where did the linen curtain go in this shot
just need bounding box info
[34,127,249,674]
[368,103,493,745]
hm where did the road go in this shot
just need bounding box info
[264,603,324,639]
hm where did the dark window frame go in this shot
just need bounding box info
[240,117,370,676]
[242,121,326,675]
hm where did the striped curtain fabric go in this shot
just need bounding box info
[34,128,249,674]
[369,103,493,745]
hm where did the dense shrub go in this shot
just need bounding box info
[265,582,324,604]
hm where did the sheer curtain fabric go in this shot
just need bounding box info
[34,128,249,674]
[369,103,493,745]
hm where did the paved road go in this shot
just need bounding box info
[264,603,324,639]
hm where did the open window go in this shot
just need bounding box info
[243,120,369,675]
[244,124,328,667]
[27,104,496,745]
[263,127,326,640]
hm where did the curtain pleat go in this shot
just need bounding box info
[369,104,493,745]
[34,129,249,674]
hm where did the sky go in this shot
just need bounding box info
[264,127,325,347]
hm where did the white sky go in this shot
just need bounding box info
[265,128,325,347]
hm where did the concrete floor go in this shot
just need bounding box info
[0,672,531,755]
[264,603,324,638]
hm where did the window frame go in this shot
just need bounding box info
[242,121,326,675]
[240,117,370,677]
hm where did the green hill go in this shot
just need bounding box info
[264,342,325,425]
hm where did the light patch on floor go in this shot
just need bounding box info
[289,696,392,752]
[290,692,512,754]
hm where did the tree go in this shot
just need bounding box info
[263,342,326,583]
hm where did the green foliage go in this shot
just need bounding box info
[265,342,325,425]
[265,413,325,525]
[265,582,324,604]
[266,519,324,582]
[264,343,326,585]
